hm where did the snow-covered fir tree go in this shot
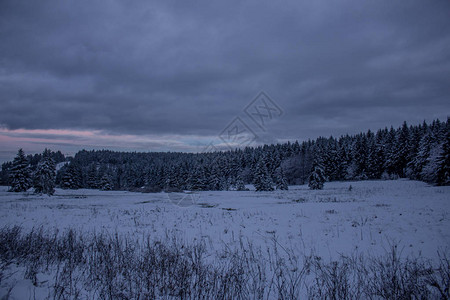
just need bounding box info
[60,163,83,189]
[436,121,450,186]
[86,163,99,189]
[8,149,32,192]
[33,149,56,195]
[234,175,247,191]
[164,166,180,191]
[208,165,221,191]
[188,167,208,191]
[253,157,274,191]
[275,167,288,190]
[308,162,326,190]
[100,173,114,190]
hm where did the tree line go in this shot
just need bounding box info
[1,118,449,194]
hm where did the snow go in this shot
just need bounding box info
[0,179,449,298]
[55,161,69,171]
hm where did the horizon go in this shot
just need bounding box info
[1,116,446,165]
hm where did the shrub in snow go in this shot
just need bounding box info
[0,226,448,299]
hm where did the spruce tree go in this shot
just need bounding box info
[219,176,230,191]
[436,123,450,186]
[60,163,83,189]
[308,162,326,190]
[208,165,221,190]
[33,149,56,195]
[188,167,208,191]
[234,175,247,191]
[86,163,99,189]
[100,173,114,190]
[9,149,32,192]
[253,158,274,191]
[275,167,288,190]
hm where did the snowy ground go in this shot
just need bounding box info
[0,179,449,298]
[1,180,449,260]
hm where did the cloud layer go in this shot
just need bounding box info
[0,0,449,162]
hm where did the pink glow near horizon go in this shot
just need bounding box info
[0,127,221,163]
[7,128,99,137]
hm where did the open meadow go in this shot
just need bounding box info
[1,179,449,299]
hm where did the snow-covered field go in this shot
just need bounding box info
[1,179,449,260]
[1,179,449,299]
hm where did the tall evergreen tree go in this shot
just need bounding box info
[60,163,83,189]
[275,167,288,190]
[234,175,247,191]
[208,165,221,190]
[253,158,274,191]
[86,163,99,189]
[33,149,56,195]
[308,162,326,190]
[100,172,114,190]
[9,149,32,192]
[367,130,385,179]
[393,121,411,177]
[436,122,450,186]
[188,167,208,191]
[384,126,398,176]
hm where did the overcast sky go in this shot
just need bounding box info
[1,0,449,163]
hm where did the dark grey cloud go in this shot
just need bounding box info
[0,0,449,149]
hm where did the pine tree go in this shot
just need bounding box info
[234,175,247,191]
[100,173,114,190]
[208,165,221,190]
[436,122,450,186]
[393,121,411,177]
[60,163,83,189]
[164,166,180,191]
[308,162,326,190]
[8,149,32,192]
[188,167,208,191]
[33,149,56,195]
[219,176,231,191]
[367,130,385,179]
[253,158,274,191]
[384,127,398,176]
[86,163,99,189]
[337,138,351,180]
[353,133,368,179]
[275,167,288,190]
